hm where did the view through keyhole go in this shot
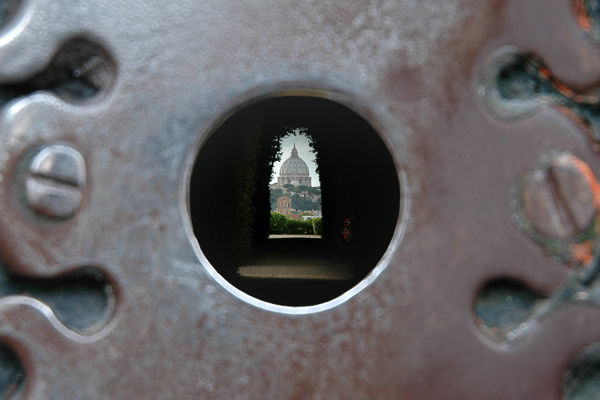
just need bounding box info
[190,96,400,307]
[269,129,322,238]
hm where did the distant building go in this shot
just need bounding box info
[270,145,321,216]
[276,196,292,215]
[275,145,311,187]
[298,209,322,221]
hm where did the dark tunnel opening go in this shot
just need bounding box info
[190,96,400,306]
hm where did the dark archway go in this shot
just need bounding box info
[190,96,400,306]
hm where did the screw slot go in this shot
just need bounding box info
[25,144,86,220]
[511,152,600,266]
[522,154,597,241]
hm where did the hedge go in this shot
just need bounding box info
[270,212,321,235]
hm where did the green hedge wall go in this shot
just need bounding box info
[270,212,321,235]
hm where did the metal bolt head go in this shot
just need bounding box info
[522,153,598,240]
[25,144,86,219]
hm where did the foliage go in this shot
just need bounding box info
[306,186,321,196]
[285,219,314,234]
[312,218,322,235]
[291,194,320,211]
[231,128,260,262]
[269,188,284,210]
[269,185,321,212]
[269,212,288,234]
[269,212,317,235]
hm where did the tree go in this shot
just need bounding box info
[312,218,322,235]
[292,194,319,211]
[270,212,315,234]
[307,186,321,196]
[269,188,284,209]
[269,212,288,234]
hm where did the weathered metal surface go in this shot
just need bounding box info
[0,0,599,399]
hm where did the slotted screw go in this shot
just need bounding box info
[521,153,598,240]
[25,144,86,219]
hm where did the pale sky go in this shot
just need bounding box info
[270,132,320,186]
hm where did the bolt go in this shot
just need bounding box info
[25,144,86,219]
[521,153,598,240]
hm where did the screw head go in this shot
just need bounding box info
[25,144,86,219]
[521,153,598,240]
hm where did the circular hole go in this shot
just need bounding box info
[190,95,401,307]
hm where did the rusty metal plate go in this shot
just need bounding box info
[1,0,600,399]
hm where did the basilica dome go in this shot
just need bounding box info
[277,145,311,187]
